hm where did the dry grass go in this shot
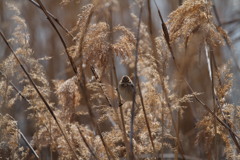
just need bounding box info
[1,0,240,159]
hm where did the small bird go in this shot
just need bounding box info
[118,75,135,101]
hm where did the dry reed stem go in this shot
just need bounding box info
[136,0,161,159]
[105,5,131,157]
[151,1,186,159]
[28,2,108,158]
[179,48,240,148]
[90,65,128,146]
[34,0,78,74]
[129,4,143,160]
[153,0,174,60]
[29,0,74,39]
[107,5,131,159]
[160,76,186,159]
[77,72,115,160]
[108,18,130,155]
[19,130,39,159]
[90,66,112,107]
[208,46,218,159]
[0,71,38,158]
[0,31,79,159]
[153,0,240,151]
[111,57,131,159]
[136,80,157,158]
[31,0,115,158]
[209,48,240,151]
[75,7,115,159]
[0,71,31,105]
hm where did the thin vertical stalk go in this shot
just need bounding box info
[149,1,185,159]
[77,71,115,160]
[161,102,165,160]
[208,45,218,159]
[137,80,157,158]
[111,57,130,159]
[90,65,124,133]
[108,5,130,160]
[75,8,115,160]
[209,2,240,151]
[159,76,185,159]
[129,4,143,160]
[209,49,240,151]
[107,5,130,135]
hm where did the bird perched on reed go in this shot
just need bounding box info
[118,75,135,102]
